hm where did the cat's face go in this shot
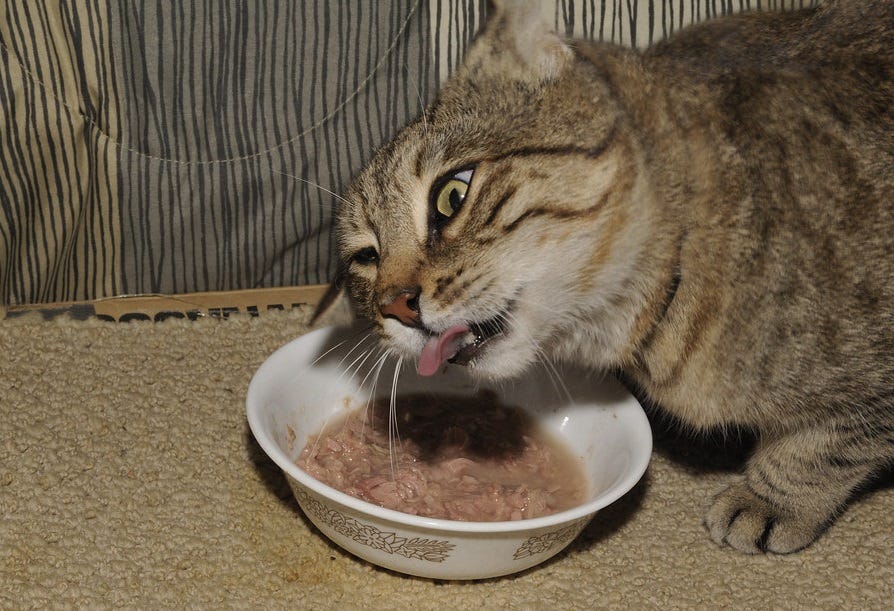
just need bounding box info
[336,4,643,378]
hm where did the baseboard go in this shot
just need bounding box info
[5,285,329,322]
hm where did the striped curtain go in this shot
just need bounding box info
[0,0,818,306]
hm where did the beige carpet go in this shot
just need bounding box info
[2,309,892,609]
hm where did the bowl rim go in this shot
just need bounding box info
[246,325,652,534]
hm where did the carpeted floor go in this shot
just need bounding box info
[1,308,892,609]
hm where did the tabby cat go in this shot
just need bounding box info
[320,0,894,554]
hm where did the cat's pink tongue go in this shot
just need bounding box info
[417,324,470,376]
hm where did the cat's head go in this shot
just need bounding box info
[334,0,647,379]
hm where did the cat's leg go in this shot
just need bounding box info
[704,419,892,554]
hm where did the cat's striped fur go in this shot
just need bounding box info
[328,0,894,553]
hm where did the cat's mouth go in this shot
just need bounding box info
[416,312,510,377]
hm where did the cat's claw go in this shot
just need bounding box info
[705,478,826,554]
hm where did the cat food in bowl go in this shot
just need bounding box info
[246,325,651,580]
[297,390,591,522]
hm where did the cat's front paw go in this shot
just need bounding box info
[704,477,826,554]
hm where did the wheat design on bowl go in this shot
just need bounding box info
[292,487,456,562]
[246,325,652,581]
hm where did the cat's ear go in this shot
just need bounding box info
[466,0,572,83]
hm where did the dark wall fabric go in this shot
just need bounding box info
[0,1,817,305]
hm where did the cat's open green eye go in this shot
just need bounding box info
[435,179,468,218]
[432,169,474,221]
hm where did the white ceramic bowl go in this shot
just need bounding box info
[246,325,651,580]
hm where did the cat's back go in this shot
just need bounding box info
[645,0,894,78]
[644,0,894,139]
[629,1,894,409]
[639,0,894,220]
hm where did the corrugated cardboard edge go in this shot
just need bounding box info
[5,285,330,322]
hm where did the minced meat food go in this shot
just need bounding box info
[296,391,588,521]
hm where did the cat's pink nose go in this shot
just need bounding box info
[381,289,420,327]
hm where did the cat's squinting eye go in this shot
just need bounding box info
[351,246,379,266]
[432,168,474,221]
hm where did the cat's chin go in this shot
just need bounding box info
[459,342,537,380]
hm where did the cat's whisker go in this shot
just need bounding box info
[270,169,350,207]
[499,307,573,403]
[319,345,379,450]
[319,333,389,446]
[284,328,375,465]
[305,324,375,371]
[358,346,391,391]
[359,350,392,442]
[536,350,575,405]
[341,345,379,386]
[388,356,404,480]
[404,61,430,136]
[306,334,377,450]
[334,332,380,377]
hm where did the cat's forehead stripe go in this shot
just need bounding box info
[437,119,619,175]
